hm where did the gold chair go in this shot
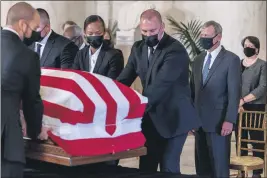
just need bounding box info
[230,111,267,177]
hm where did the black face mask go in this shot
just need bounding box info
[23,30,44,46]
[142,34,159,47]
[243,47,256,57]
[85,35,103,49]
[199,35,217,50]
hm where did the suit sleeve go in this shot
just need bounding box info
[22,53,44,139]
[250,62,266,99]
[60,42,79,69]
[107,51,124,79]
[225,56,241,124]
[143,45,189,111]
[190,60,196,102]
[72,51,81,70]
[116,45,137,87]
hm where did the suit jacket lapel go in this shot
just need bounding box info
[197,52,206,89]
[202,47,226,87]
[144,34,166,87]
[82,46,90,71]
[40,31,56,66]
[29,44,35,51]
[93,47,105,73]
[141,44,148,74]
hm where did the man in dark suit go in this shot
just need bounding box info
[1,2,44,178]
[117,9,201,173]
[190,20,241,178]
[28,8,78,68]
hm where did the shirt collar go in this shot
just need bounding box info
[38,29,52,45]
[3,27,20,38]
[89,43,103,57]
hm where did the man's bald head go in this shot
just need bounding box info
[6,2,36,25]
[140,9,163,24]
[5,2,40,41]
[36,8,50,25]
[139,9,165,44]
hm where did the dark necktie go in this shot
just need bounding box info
[36,43,42,57]
[148,47,155,67]
[202,53,212,84]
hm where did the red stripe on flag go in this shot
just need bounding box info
[77,72,117,135]
[41,76,95,123]
[48,131,145,156]
[43,101,91,124]
[114,81,145,119]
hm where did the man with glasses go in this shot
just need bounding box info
[63,25,85,50]
[28,8,78,69]
[191,20,241,178]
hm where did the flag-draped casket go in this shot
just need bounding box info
[38,68,147,156]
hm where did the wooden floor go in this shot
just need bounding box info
[119,134,263,177]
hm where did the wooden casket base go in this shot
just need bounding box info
[24,138,147,167]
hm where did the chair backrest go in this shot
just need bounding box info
[237,111,267,175]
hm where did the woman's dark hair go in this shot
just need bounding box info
[104,28,115,48]
[84,15,106,31]
[241,36,260,53]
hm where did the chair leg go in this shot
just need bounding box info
[237,170,245,178]
[244,170,248,178]
[240,170,243,178]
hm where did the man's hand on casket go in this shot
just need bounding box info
[38,126,51,140]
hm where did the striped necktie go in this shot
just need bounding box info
[36,43,42,57]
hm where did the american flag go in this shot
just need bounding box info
[31,68,147,156]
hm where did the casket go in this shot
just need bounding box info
[23,68,148,165]
[24,138,146,166]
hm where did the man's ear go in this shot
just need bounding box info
[161,22,165,30]
[45,24,51,32]
[217,33,222,41]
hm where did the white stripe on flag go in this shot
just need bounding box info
[41,69,107,128]
[91,73,130,125]
[41,86,84,112]
[43,115,142,140]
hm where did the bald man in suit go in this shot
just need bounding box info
[1,2,43,177]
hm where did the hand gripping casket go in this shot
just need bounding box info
[38,68,147,156]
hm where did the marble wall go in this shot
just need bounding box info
[1,1,265,59]
[1,1,266,91]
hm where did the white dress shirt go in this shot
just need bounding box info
[89,44,103,72]
[35,29,52,58]
[203,45,222,70]
[3,27,20,38]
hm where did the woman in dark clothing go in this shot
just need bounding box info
[72,15,124,80]
[236,36,266,178]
